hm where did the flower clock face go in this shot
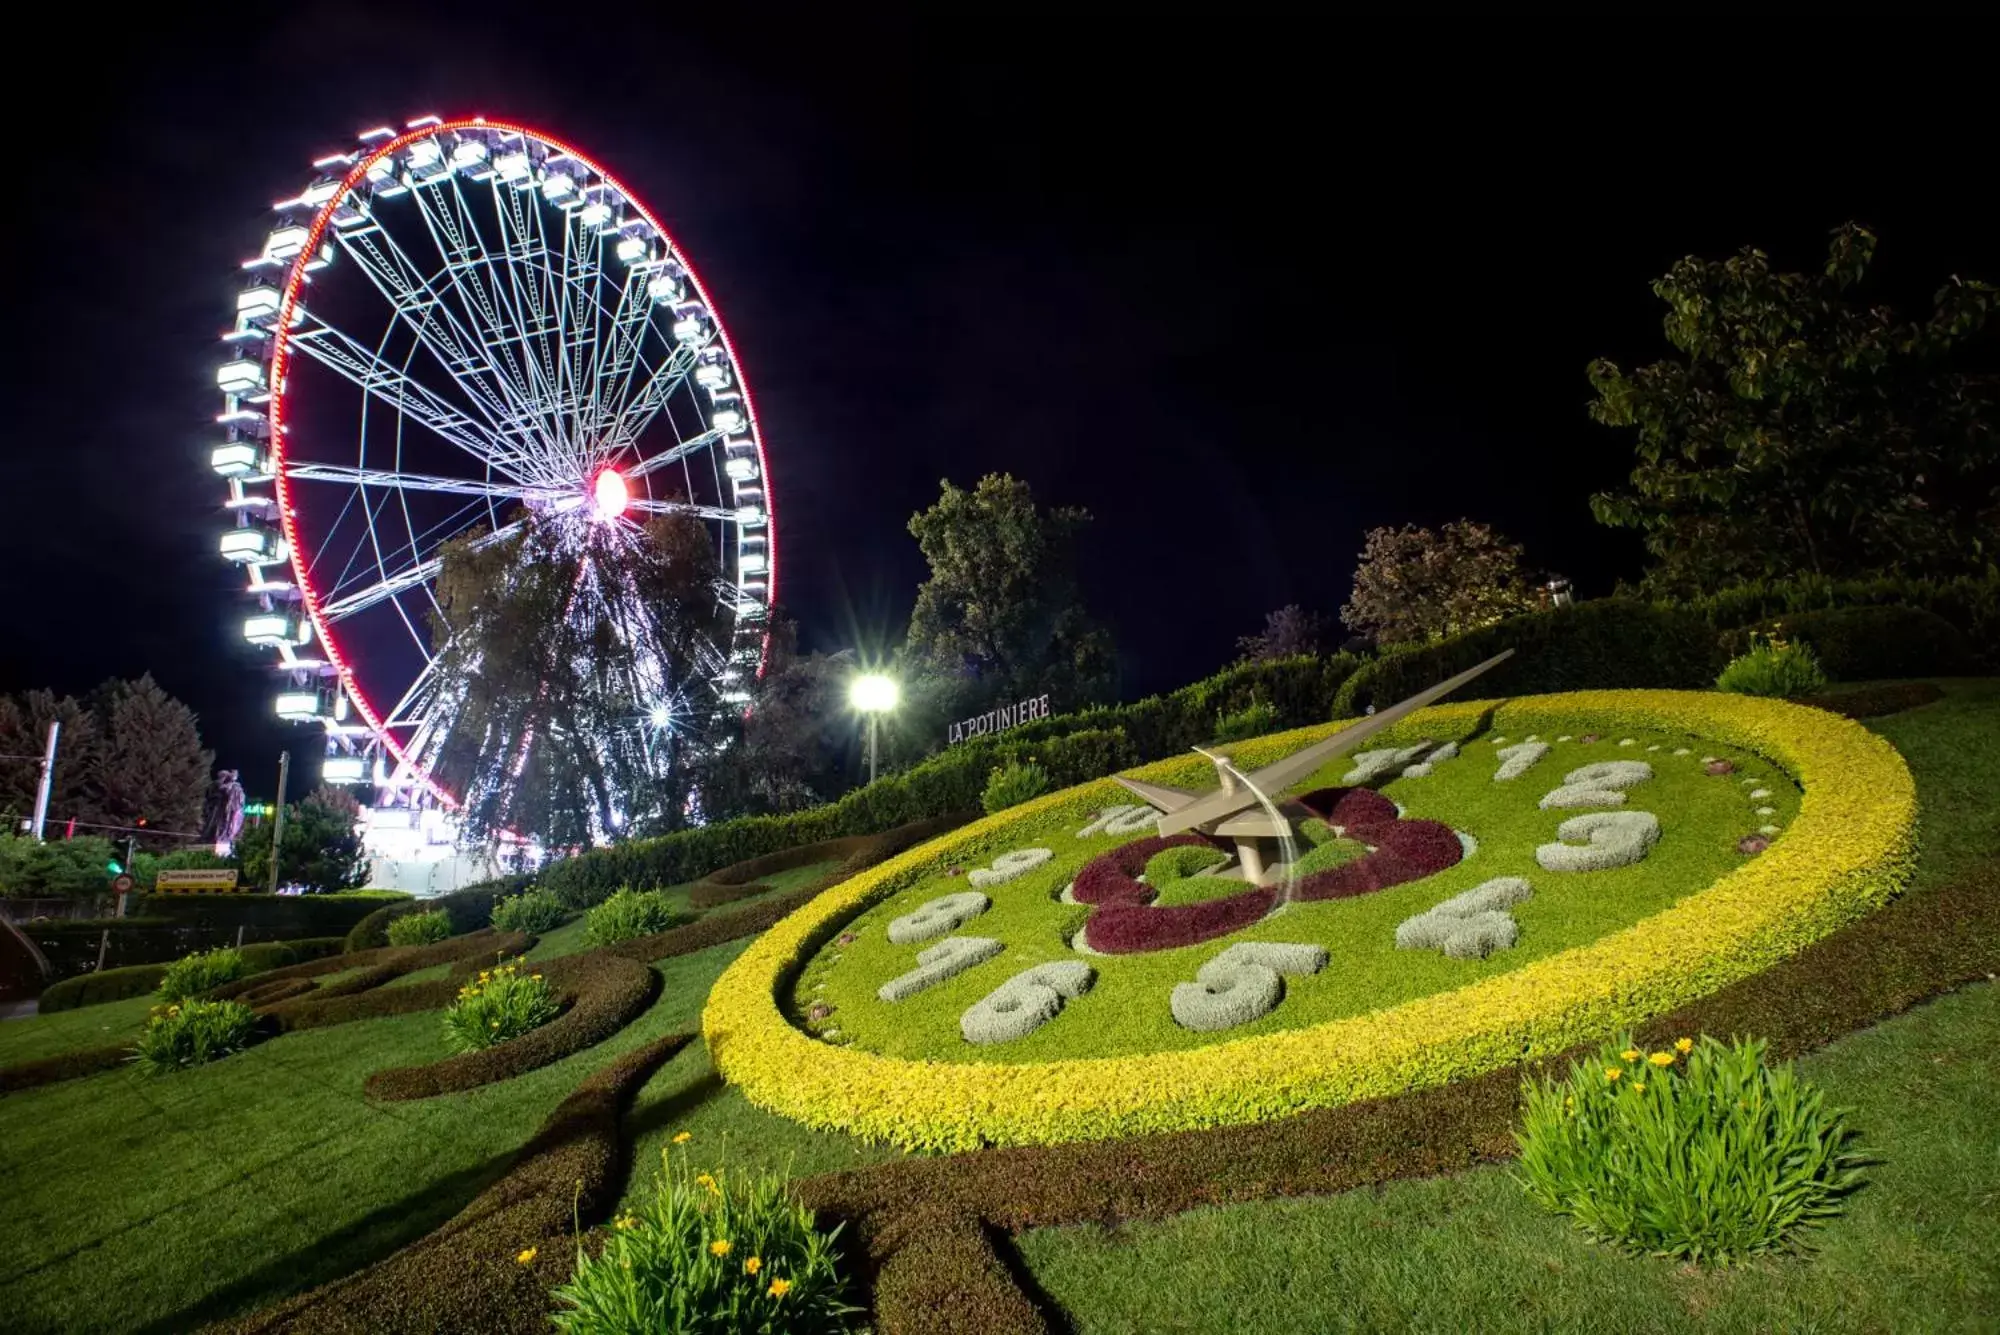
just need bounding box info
[786,720,1805,1065]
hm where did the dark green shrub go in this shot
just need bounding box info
[132,998,258,1074]
[491,888,568,935]
[585,889,690,945]
[387,909,452,947]
[1213,698,1280,742]
[1772,605,1973,681]
[1516,1034,1863,1263]
[442,958,561,1053]
[980,761,1050,814]
[1333,600,1724,717]
[35,937,339,1012]
[1798,681,1946,719]
[553,1143,859,1333]
[158,947,249,1004]
[1716,638,1828,698]
[1683,571,2000,666]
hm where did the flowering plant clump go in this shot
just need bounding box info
[1717,630,1829,699]
[387,908,453,947]
[491,887,569,935]
[585,888,690,946]
[981,760,1051,815]
[552,1137,858,1334]
[132,998,258,1074]
[1515,1033,1864,1264]
[442,958,561,1053]
[158,946,249,1004]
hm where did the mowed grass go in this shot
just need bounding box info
[1017,980,2000,1335]
[0,948,721,1335]
[0,992,160,1065]
[1015,680,2000,1334]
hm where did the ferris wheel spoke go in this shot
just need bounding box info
[286,462,543,501]
[317,518,524,623]
[603,341,706,454]
[289,313,542,479]
[625,498,736,522]
[621,427,727,480]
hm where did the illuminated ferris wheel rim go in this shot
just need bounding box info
[229,114,778,808]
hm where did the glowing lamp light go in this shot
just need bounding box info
[274,691,324,721]
[321,755,367,784]
[615,235,649,263]
[579,200,612,227]
[648,703,671,727]
[220,527,278,563]
[541,172,574,199]
[243,612,299,646]
[237,286,282,320]
[591,468,630,521]
[263,224,308,261]
[211,442,267,478]
[724,455,757,481]
[494,150,532,182]
[217,359,266,393]
[850,674,899,714]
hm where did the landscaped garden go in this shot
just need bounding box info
[1,670,1995,1332]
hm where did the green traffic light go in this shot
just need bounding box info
[107,860,123,874]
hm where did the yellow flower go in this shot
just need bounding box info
[673,1131,692,1144]
[695,1172,716,1192]
[1632,1082,1646,1093]
[1619,1048,1640,1062]
[710,1239,732,1257]
[1649,1052,1675,1067]
[516,1247,538,1265]
[1604,1067,1623,1082]
[745,1256,762,1275]
[614,1214,638,1230]
[767,1277,792,1299]
[1676,1037,1694,1054]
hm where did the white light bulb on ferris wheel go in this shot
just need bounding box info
[218,116,779,826]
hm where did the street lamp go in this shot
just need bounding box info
[849,673,900,785]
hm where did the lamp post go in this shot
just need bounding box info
[849,674,900,785]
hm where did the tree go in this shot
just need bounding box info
[1340,521,1540,646]
[235,785,368,893]
[904,474,1116,714]
[699,616,856,817]
[0,691,101,833]
[1589,223,2000,595]
[86,675,212,842]
[1237,604,1331,662]
[426,509,733,847]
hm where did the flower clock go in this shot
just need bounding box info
[704,691,1916,1152]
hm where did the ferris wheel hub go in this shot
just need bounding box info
[591,467,630,522]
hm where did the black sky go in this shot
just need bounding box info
[1,12,1992,793]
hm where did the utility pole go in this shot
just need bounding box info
[29,720,58,841]
[867,713,879,786]
[267,750,291,895]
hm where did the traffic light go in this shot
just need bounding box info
[107,859,123,875]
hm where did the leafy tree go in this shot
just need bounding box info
[1237,604,1331,662]
[86,675,211,842]
[425,510,733,847]
[1589,223,2000,595]
[1340,521,1540,646]
[904,473,1116,714]
[0,833,124,897]
[699,616,856,817]
[0,691,102,833]
[234,784,369,893]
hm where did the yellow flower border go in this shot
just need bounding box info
[702,691,1917,1151]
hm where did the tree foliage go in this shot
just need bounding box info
[234,784,369,893]
[0,676,210,843]
[1340,520,1540,646]
[1237,604,1331,662]
[699,616,856,818]
[904,473,1116,715]
[426,510,732,847]
[1589,223,2000,595]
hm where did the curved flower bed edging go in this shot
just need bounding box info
[702,691,1918,1152]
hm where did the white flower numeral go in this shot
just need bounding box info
[1539,760,1653,810]
[1077,804,1161,838]
[1493,742,1551,782]
[1535,811,1661,872]
[966,847,1054,888]
[886,891,990,945]
[877,936,1004,1002]
[1396,876,1533,959]
[1168,942,1328,1033]
[960,961,1096,1043]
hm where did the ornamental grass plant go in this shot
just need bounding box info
[1716,633,1828,698]
[554,1138,858,1334]
[131,999,258,1074]
[386,908,453,947]
[981,760,1051,814]
[1515,1033,1864,1263]
[491,887,570,935]
[441,958,561,1053]
[586,888,690,945]
[157,946,249,1004]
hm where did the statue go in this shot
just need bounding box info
[202,769,246,855]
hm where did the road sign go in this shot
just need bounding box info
[110,873,136,894]
[154,869,242,894]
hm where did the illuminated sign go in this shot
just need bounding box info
[948,693,1051,746]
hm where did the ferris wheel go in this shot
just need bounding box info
[213,115,775,828]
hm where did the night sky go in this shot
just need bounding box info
[1,13,1991,795]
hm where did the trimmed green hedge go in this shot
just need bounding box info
[1770,606,1973,681]
[1681,572,2000,666]
[37,937,344,1013]
[1332,600,1724,717]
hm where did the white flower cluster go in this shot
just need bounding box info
[1395,876,1533,960]
[1400,740,1460,780]
[1493,741,1551,781]
[1168,941,1328,1032]
[877,935,1003,1002]
[887,891,990,945]
[1077,804,1160,838]
[1535,811,1661,872]
[960,961,1096,1044]
[1342,744,1432,785]
[1539,760,1653,810]
[967,847,1054,889]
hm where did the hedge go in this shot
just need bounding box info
[705,690,1916,1151]
[1798,681,1947,719]
[1679,571,2000,665]
[1331,600,1724,717]
[1766,606,1973,681]
[36,936,344,1013]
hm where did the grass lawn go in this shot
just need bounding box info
[1014,679,2000,1333]
[0,992,159,1065]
